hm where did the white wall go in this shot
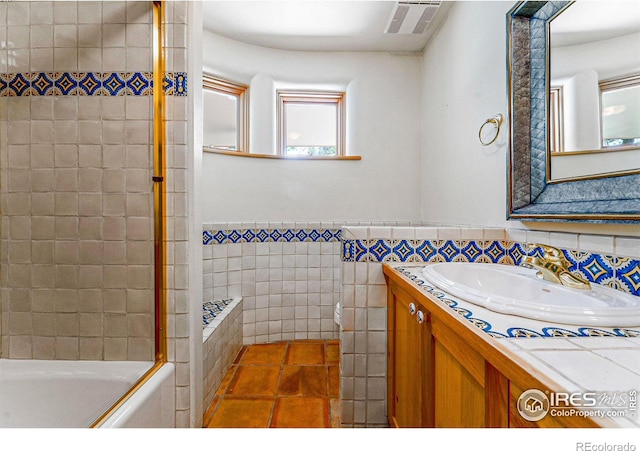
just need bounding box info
[561,70,601,152]
[420,1,640,237]
[200,2,640,237]
[420,1,510,228]
[201,32,423,223]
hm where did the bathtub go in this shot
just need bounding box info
[0,359,175,428]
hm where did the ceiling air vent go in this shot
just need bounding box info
[385,1,441,34]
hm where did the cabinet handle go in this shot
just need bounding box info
[409,303,417,315]
[416,310,425,324]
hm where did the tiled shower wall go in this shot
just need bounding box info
[162,1,191,427]
[0,1,156,360]
[0,0,193,427]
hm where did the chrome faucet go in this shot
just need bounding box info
[521,243,591,290]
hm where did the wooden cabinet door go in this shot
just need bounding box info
[433,321,486,427]
[388,286,433,427]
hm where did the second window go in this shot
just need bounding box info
[277,90,345,157]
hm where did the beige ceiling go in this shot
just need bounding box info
[201,1,451,52]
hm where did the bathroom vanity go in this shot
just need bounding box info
[384,263,639,428]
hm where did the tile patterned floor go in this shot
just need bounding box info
[204,339,341,428]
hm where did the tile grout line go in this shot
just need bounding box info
[267,340,289,427]
[324,341,331,427]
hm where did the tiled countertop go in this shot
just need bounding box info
[498,336,640,427]
[388,264,640,428]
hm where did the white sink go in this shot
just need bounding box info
[421,262,640,327]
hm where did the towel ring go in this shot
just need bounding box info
[478,113,503,146]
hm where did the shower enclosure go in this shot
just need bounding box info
[0,0,177,427]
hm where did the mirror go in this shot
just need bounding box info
[506,1,640,222]
[548,1,640,181]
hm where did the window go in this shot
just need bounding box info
[277,90,345,157]
[203,74,249,152]
[600,74,640,149]
[549,74,640,154]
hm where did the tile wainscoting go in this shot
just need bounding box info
[202,223,343,345]
[342,229,640,296]
[203,223,640,427]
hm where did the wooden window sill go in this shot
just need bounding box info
[204,148,361,161]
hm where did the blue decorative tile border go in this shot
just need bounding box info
[203,228,342,245]
[343,239,640,297]
[203,298,233,329]
[342,239,523,264]
[164,72,188,96]
[200,228,640,297]
[0,71,187,96]
[395,265,640,339]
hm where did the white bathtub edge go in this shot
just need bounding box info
[99,362,176,428]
